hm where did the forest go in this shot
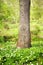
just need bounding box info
[0,0,43,65]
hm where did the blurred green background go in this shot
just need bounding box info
[0,0,43,48]
[0,0,19,48]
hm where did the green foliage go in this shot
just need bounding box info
[30,0,43,44]
[0,47,43,65]
[0,0,19,44]
[0,0,19,22]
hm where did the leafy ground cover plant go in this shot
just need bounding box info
[0,47,43,65]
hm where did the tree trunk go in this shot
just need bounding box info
[17,0,31,48]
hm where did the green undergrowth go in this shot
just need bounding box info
[0,47,43,65]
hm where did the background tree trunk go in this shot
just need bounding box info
[17,0,31,48]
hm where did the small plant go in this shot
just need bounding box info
[0,47,43,65]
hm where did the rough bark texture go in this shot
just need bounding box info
[17,0,31,48]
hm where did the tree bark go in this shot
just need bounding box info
[17,0,31,48]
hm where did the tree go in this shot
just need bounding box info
[17,0,31,48]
